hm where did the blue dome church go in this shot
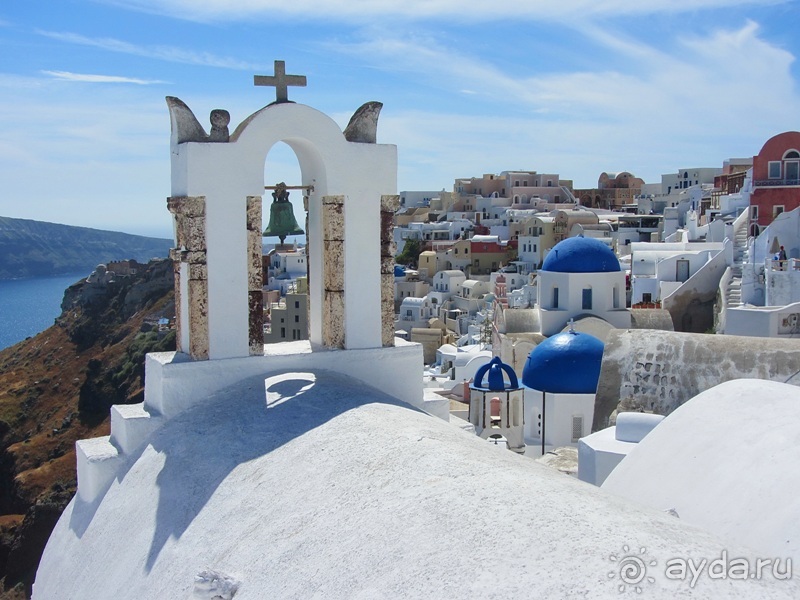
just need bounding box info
[536,236,630,336]
[519,328,605,456]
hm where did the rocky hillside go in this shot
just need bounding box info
[0,259,176,599]
[0,216,172,279]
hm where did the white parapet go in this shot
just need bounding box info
[76,436,123,503]
[110,403,164,455]
[75,339,427,503]
[143,340,425,420]
[577,412,664,486]
[421,389,452,421]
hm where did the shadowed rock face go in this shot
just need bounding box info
[0,259,175,599]
[594,329,800,430]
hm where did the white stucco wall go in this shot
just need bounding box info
[537,271,630,336]
[523,388,595,455]
[603,379,800,563]
[725,301,800,337]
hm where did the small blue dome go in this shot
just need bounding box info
[541,237,620,273]
[394,265,406,277]
[472,357,520,391]
[522,331,604,394]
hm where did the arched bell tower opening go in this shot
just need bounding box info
[262,142,310,345]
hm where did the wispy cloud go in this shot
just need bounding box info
[327,17,800,185]
[102,0,789,23]
[42,70,167,84]
[36,30,263,70]
[332,19,799,121]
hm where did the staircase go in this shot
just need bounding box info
[724,216,750,309]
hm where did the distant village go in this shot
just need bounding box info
[259,129,800,470]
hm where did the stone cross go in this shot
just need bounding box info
[254,60,307,104]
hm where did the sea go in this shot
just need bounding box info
[0,273,86,352]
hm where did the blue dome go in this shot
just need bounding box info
[522,331,604,394]
[541,237,620,273]
[472,356,519,391]
[394,265,406,277]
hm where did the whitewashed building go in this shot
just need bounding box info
[536,237,630,336]
[630,242,726,306]
[521,329,603,457]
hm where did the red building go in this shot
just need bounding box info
[751,131,800,232]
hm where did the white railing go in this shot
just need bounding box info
[766,258,800,272]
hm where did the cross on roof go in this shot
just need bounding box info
[254,60,307,104]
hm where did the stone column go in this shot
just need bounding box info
[246,196,264,355]
[381,195,400,347]
[167,196,209,360]
[168,248,183,352]
[304,194,311,337]
[322,195,345,349]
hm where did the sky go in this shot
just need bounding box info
[1,0,799,239]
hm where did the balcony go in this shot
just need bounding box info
[754,179,800,187]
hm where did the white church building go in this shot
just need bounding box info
[32,63,800,600]
[535,236,631,336]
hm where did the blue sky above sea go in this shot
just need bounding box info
[1,0,799,239]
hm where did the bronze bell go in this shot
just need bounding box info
[263,182,304,244]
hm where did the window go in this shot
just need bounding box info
[547,180,553,187]
[774,205,785,218]
[406,309,412,317]
[294,300,300,309]
[786,161,799,183]
[612,286,619,309]
[642,293,652,303]
[751,205,759,220]
[280,327,286,338]
[552,287,559,308]
[571,415,584,442]
[582,288,593,310]
[294,315,300,323]
[769,161,782,179]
